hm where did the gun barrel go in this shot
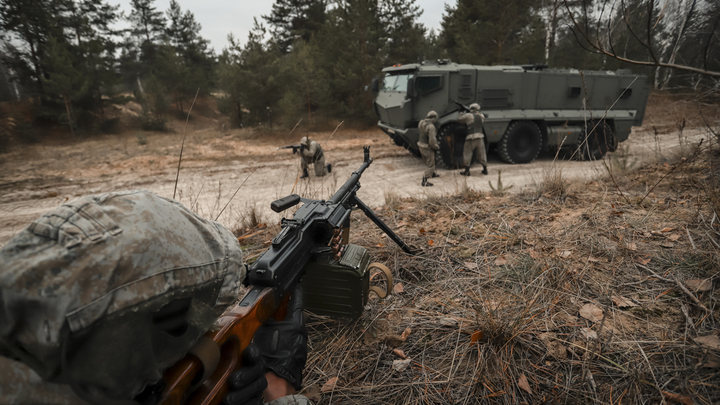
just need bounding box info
[330,147,373,204]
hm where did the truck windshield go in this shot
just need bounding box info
[381,73,413,92]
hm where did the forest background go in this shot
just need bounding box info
[0,0,719,147]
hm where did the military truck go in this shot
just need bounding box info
[372,60,650,166]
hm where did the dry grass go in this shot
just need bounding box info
[536,165,572,202]
[295,144,720,405]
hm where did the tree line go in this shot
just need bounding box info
[1,0,718,138]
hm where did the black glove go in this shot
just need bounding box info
[224,344,268,405]
[253,284,307,390]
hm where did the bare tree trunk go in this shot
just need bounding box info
[63,95,75,137]
[662,0,697,88]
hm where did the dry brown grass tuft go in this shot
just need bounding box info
[536,165,572,201]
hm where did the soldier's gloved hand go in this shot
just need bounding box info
[224,344,268,405]
[253,284,308,390]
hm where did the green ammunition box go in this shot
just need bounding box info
[301,244,370,319]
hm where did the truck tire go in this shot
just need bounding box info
[393,135,406,147]
[498,121,542,164]
[581,121,615,160]
[436,123,466,169]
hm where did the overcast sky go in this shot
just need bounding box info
[112,1,451,52]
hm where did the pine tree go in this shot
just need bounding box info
[263,0,327,54]
[0,0,64,98]
[379,0,427,65]
[315,0,384,121]
[440,0,542,65]
[164,0,214,115]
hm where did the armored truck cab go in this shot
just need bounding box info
[373,61,649,166]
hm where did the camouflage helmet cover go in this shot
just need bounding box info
[300,136,309,146]
[469,103,481,111]
[426,110,438,120]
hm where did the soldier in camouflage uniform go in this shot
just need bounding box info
[417,110,440,187]
[299,136,331,178]
[457,103,488,176]
[0,190,311,405]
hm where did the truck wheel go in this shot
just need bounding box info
[436,123,466,169]
[498,121,542,164]
[581,121,615,160]
[393,135,406,147]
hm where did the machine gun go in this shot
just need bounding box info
[155,147,413,405]
[452,99,471,113]
[278,144,304,154]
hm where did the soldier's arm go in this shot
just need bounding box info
[457,112,474,125]
[303,142,317,158]
[428,125,439,150]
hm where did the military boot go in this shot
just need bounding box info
[460,167,470,176]
[327,163,332,173]
[481,166,488,175]
[421,177,434,187]
[300,168,309,179]
[431,172,439,178]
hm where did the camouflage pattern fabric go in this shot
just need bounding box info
[267,394,314,405]
[457,111,485,140]
[419,146,436,178]
[463,137,487,168]
[0,190,244,404]
[417,118,439,150]
[300,141,327,176]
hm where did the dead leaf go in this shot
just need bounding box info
[695,335,720,350]
[300,385,321,403]
[579,303,604,323]
[636,256,651,265]
[661,391,693,405]
[494,257,507,266]
[661,241,675,248]
[625,242,637,251]
[464,262,478,270]
[392,348,406,359]
[392,358,412,372]
[700,353,720,369]
[427,240,434,246]
[376,243,386,247]
[611,295,637,308]
[581,328,598,340]
[470,330,483,343]
[517,374,532,394]
[521,215,536,222]
[419,228,426,235]
[685,279,712,292]
[439,317,457,327]
[558,250,572,258]
[528,249,540,259]
[400,327,411,341]
[587,256,600,263]
[660,227,674,233]
[321,377,339,393]
[610,210,624,216]
[538,332,568,359]
[393,282,404,294]
[667,234,680,241]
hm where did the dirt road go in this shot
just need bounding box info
[0,124,709,246]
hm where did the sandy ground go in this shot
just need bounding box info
[0,122,711,247]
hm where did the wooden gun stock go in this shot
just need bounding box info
[157,287,289,405]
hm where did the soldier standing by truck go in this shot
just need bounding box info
[299,136,331,179]
[457,103,488,176]
[418,110,440,187]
